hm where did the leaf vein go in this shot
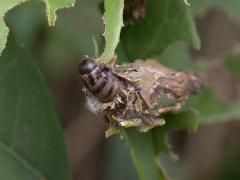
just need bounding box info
[0,141,46,180]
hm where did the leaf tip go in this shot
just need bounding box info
[48,16,56,26]
[0,24,9,56]
[184,0,191,6]
[46,0,76,26]
[192,34,201,50]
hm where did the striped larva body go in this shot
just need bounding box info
[79,58,126,103]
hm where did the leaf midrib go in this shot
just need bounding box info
[0,141,46,180]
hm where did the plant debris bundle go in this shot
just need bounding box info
[79,58,204,137]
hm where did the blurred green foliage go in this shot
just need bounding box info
[0,2,71,179]
[0,1,102,179]
[0,0,75,55]
[0,0,240,179]
[118,0,199,61]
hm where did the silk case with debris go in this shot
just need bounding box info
[81,59,204,137]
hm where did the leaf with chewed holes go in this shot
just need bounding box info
[101,0,124,62]
[0,0,75,55]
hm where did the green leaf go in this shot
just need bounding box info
[187,89,240,123]
[0,0,75,55]
[0,141,44,179]
[101,0,124,62]
[225,55,240,77]
[0,20,70,180]
[155,42,195,69]
[153,110,198,155]
[122,110,198,180]
[122,128,168,180]
[44,0,75,25]
[118,0,200,61]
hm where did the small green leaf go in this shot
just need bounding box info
[187,89,240,123]
[101,0,124,63]
[153,110,198,155]
[122,110,198,180]
[119,0,200,61]
[0,0,75,55]
[0,23,70,180]
[122,128,168,180]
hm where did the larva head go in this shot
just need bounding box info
[79,58,97,75]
